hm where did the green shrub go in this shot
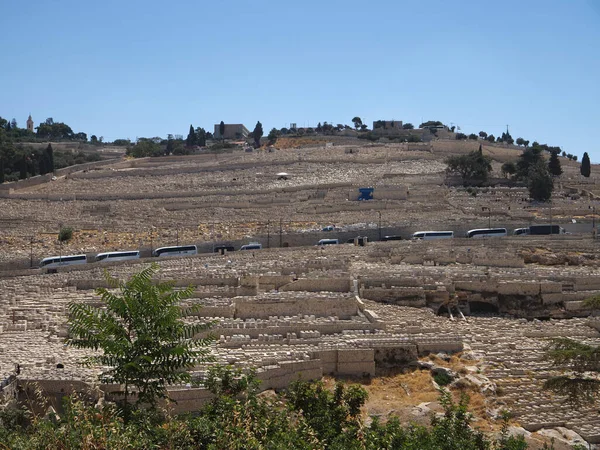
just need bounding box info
[433,371,453,386]
[58,226,73,242]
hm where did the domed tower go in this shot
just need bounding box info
[26,115,34,132]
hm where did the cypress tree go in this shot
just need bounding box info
[186,124,196,147]
[253,121,263,148]
[0,158,4,183]
[46,143,54,173]
[19,155,27,179]
[581,152,591,177]
[548,150,562,176]
[39,153,47,175]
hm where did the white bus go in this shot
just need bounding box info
[40,254,87,268]
[152,245,197,257]
[412,231,454,240]
[466,228,507,238]
[95,251,140,263]
[240,242,262,251]
[512,228,530,236]
[318,238,339,246]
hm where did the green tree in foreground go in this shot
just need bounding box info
[581,152,591,177]
[67,264,213,414]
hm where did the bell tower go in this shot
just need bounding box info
[26,115,34,132]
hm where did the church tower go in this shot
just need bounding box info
[26,115,34,132]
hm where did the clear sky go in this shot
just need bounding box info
[1,0,599,160]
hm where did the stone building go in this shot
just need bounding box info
[213,123,250,140]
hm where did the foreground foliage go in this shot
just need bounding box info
[67,264,213,413]
[0,366,555,450]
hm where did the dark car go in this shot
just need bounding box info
[381,235,403,241]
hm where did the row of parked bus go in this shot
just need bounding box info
[39,242,264,268]
[411,224,566,240]
[40,225,567,268]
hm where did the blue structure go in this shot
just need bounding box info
[358,187,374,201]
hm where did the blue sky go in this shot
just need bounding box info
[1,0,599,160]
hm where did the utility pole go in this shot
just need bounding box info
[279,218,283,248]
[58,222,63,262]
[593,205,596,239]
[176,228,179,246]
[267,220,270,248]
[377,211,382,241]
[30,236,34,268]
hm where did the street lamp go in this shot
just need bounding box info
[377,211,382,241]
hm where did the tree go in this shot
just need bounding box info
[403,123,414,130]
[195,127,207,147]
[581,152,591,177]
[219,121,225,141]
[58,226,73,242]
[351,117,362,130]
[548,150,563,176]
[252,121,263,147]
[186,124,197,147]
[516,137,525,147]
[544,296,600,405]
[39,143,54,175]
[267,127,279,145]
[479,131,488,139]
[446,150,492,185]
[516,147,543,180]
[419,120,444,128]
[528,160,553,202]
[468,133,478,140]
[68,264,213,415]
[501,161,516,178]
[127,138,163,158]
[90,135,98,144]
[455,133,468,140]
[360,124,368,131]
[487,134,495,142]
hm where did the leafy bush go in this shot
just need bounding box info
[58,226,73,242]
[433,371,453,386]
[0,380,539,449]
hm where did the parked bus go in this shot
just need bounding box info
[40,254,87,268]
[318,238,339,246]
[529,224,565,235]
[412,231,454,240]
[95,251,140,263]
[240,242,262,251]
[466,228,507,238]
[152,245,197,257]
